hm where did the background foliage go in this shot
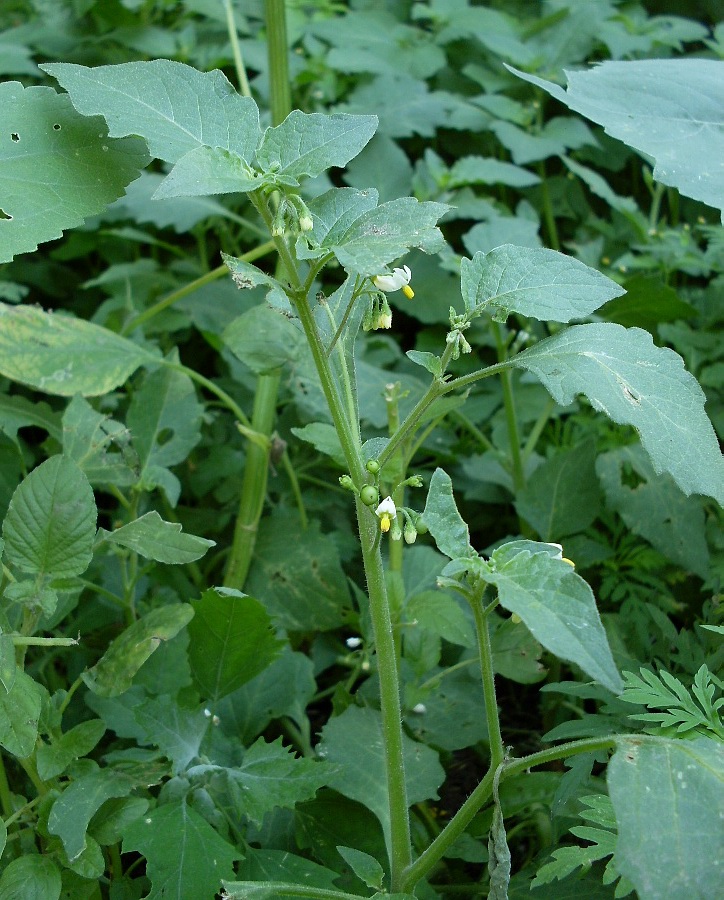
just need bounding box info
[0,1,722,899]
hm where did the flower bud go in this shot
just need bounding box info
[339,475,356,492]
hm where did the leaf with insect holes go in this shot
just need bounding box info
[0,81,148,263]
[42,60,261,164]
[510,323,724,503]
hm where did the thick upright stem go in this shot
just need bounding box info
[224,369,281,589]
[492,322,525,494]
[265,0,292,127]
[471,596,505,768]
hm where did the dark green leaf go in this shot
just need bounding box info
[422,468,473,560]
[101,511,215,565]
[0,855,61,900]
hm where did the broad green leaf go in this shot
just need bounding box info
[0,303,159,396]
[405,668,488,752]
[122,800,241,900]
[515,441,601,541]
[246,511,352,631]
[223,304,303,374]
[127,364,203,506]
[42,60,261,164]
[101,511,215,564]
[485,541,623,693]
[492,116,596,165]
[82,603,194,697]
[295,794,387,875]
[336,847,384,890]
[0,81,148,263]
[511,323,724,504]
[0,394,62,444]
[190,737,328,826]
[222,251,284,292]
[0,855,62,900]
[216,647,316,744]
[422,468,473,560]
[291,423,346,468]
[36,719,106,781]
[235,849,341,893]
[153,145,261,198]
[405,591,475,647]
[295,187,379,260]
[0,633,16,692]
[460,246,625,323]
[318,705,445,854]
[0,670,43,757]
[510,60,724,219]
[449,156,540,188]
[342,73,454,139]
[47,767,132,861]
[597,446,709,579]
[86,796,149,846]
[597,273,696,332]
[62,395,135,487]
[2,455,96,578]
[187,587,283,702]
[491,617,545,684]
[299,196,448,276]
[133,695,208,774]
[608,735,724,900]
[256,111,377,184]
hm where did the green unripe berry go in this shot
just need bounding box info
[415,517,428,535]
[365,459,380,475]
[360,485,379,506]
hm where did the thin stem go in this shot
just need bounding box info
[165,361,251,428]
[280,449,308,529]
[492,322,525,493]
[521,396,555,464]
[10,636,77,647]
[121,241,275,335]
[356,497,412,887]
[386,383,404,575]
[0,754,13,818]
[537,161,560,251]
[223,0,252,97]
[224,369,281,589]
[470,594,505,768]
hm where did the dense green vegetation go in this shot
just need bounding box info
[0,2,722,898]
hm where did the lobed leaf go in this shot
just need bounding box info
[0,81,148,263]
[101,511,215,565]
[41,60,261,164]
[510,60,724,219]
[511,323,724,503]
[460,245,625,323]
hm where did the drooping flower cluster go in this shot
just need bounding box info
[364,265,415,331]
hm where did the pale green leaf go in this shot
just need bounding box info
[153,145,262,198]
[127,364,203,506]
[82,603,194,697]
[405,591,475,647]
[318,705,444,854]
[2,455,96,578]
[596,446,709,578]
[36,719,106,781]
[461,246,625,323]
[0,856,62,900]
[122,800,241,900]
[449,155,540,188]
[42,59,261,164]
[255,111,377,183]
[0,633,16,693]
[187,587,283,702]
[295,187,379,260]
[299,196,449,275]
[0,394,62,444]
[0,670,43,757]
[0,303,159,396]
[608,735,724,900]
[511,323,724,503]
[486,541,623,693]
[223,304,303,374]
[509,60,724,219]
[291,422,346,468]
[336,847,384,890]
[515,441,601,541]
[47,768,132,861]
[101,511,215,564]
[133,695,208,774]
[422,468,473,560]
[0,81,148,263]
[235,848,341,893]
[245,510,352,632]
[62,395,136,487]
[189,737,328,826]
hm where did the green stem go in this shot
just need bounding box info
[280,449,308,529]
[470,594,505,769]
[265,0,292,125]
[356,497,412,887]
[121,240,275,335]
[0,754,13,818]
[223,0,252,97]
[10,636,77,647]
[225,884,376,900]
[492,322,525,493]
[538,161,560,251]
[385,383,404,575]
[401,734,620,892]
[165,361,251,428]
[224,369,281,589]
[521,396,555,464]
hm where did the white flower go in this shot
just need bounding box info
[346,636,362,649]
[375,496,397,533]
[373,265,414,299]
[412,703,427,715]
